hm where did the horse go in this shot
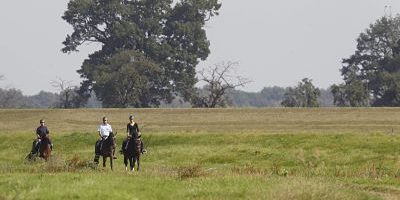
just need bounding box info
[123,136,141,172]
[94,132,116,170]
[39,135,52,161]
[26,135,52,161]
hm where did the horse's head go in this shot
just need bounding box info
[110,131,117,138]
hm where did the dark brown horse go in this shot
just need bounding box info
[94,132,116,170]
[39,135,52,161]
[123,136,141,171]
[26,136,52,161]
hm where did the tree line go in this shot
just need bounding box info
[0,82,334,108]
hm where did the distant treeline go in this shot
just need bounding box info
[0,88,101,108]
[0,86,333,108]
[229,87,333,107]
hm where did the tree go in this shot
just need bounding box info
[335,15,400,106]
[62,0,221,107]
[191,61,251,108]
[92,50,166,107]
[281,78,320,107]
[51,78,79,108]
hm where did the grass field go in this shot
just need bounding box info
[1,108,400,199]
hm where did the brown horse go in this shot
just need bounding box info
[94,132,116,170]
[123,136,141,171]
[39,135,52,161]
[26,136,52,161]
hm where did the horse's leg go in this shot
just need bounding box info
[137,155,140,171]
[124,155,128,171]
[130,157,134,171]
[110,156,113,171]
[132,155,137,171]
[102,156,106,167]
[46,145,51,161]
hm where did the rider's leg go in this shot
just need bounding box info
[94,139,101,163]
[31,139,38,154]
[124,138,130,150]
[140,140,146,153]
[95,139,101,155]
[34,139,41,154]
[48,137,53,150]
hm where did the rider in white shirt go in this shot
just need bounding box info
[95,117,117,160]
[98,118,112,139]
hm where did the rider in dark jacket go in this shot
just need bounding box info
[31,119,53,154]
[121,115,146,154]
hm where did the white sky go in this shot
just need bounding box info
[1,0,400,95]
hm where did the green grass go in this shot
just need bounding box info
[1,108,400,199]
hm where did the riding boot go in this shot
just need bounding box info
[140,140,147,154]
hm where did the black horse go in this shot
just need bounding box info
[123,136,141,171]
[94,132,116,170]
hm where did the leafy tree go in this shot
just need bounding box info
[62,0,221,107]
[191,62,251,108]
[335,15,400,106]
[92,50,166,107]
[281,78,320,107]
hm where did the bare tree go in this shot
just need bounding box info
[51,77,76,108]
[191,62,251,108]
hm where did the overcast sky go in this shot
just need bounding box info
[1,0,400,95]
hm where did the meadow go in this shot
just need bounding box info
[1,108,400,199]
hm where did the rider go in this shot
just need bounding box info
[121,115,146,154]
[95,116,117,159]
[31,119,53,154]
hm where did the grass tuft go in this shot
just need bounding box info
[178,165,207,180]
